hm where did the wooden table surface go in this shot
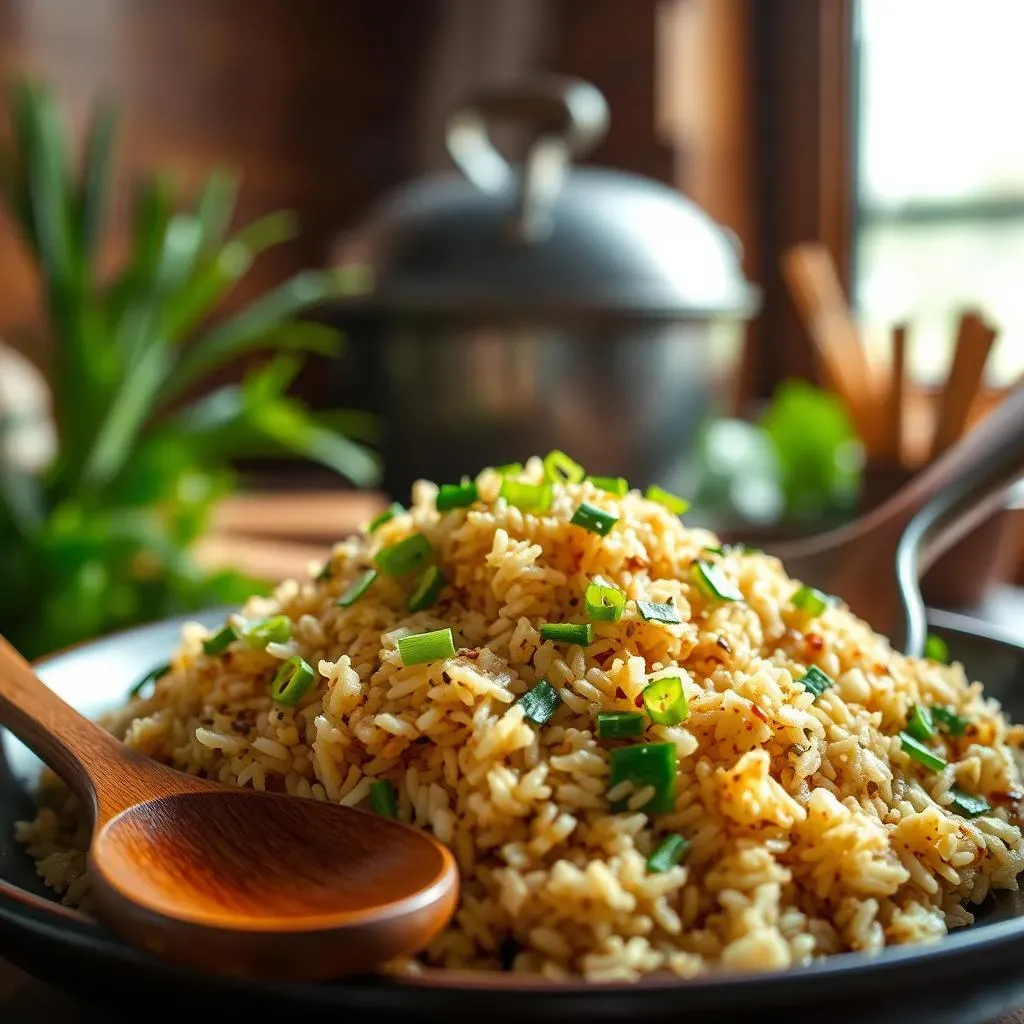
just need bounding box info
[4,490,1024,1021]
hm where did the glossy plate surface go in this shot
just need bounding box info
[2,609,1024,1023]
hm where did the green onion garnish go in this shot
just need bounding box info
[494,462,523,476]
[243,615,292,649]
[585,581,626,622]
[129,662,171,699]
[899,731,947,772]
[436,482,478,511]
[636,600,681,625]
[270,656,316,706]
[642,676,689,726]
[587,475,629,496]
[370,779,398,818]
[540,622,593,646]
[597,711,646,739]
[543,449,586,485]
[791,585,832,616]
[398,627,456,666]
[702,545,725,556]
[518,680,561,725]
[906,705,936,743]
[500,478,553,513]
[336,569,377,608]
[924,633,949,664]
[374,533,434,576]
[949,788,990,818]
[608,743,676,813]
[369,502,405,533]
[646,834,689,873]
[932,705,968,737]
[799,665,834,700]
[202,625,238,656]
[690,560,742,602]
[316,561,333,582]
[570,501,618,537]
[407,565,446,611]
[645,485,689,516]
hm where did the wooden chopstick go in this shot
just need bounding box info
[882,322,907,466]
[929,310,999,460]
[780,243,881,454]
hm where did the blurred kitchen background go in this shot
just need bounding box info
[3,0,1024,658]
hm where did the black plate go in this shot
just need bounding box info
[4,609,1024,1023]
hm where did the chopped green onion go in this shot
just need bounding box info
[924,633,949,664]
[690,560,742,602]
[636,600,681,625]
[645,485,690,516]
[518,680,561,725]
[316,561,334,582]
[375,533,434,576]
[500,478,553,513]
[540,622,593,646]
[543,449,586,485]
[203,625,238,656]
[791,585,832,616]
[608,743,676,813]
[336,569,377,608]
[494,462,523,476]
[407,565,446,611]
[702,545,725,556]
[398,627,456,666]
[270,656,316,706]
[243,615,292,649]
[642,676,689,726]
[585,581,626,622]
[129,662,171,699]
[587,475,629,496]
[906,705,936,743]
[799,665,834,700]
[369,502,405,533]
[899,731,947,772]
[570,501,618,536]
[949,788,990,818]
[646,834,689,873]
[597,711,646,739]
[370,779,398,818]
[436,482,478,511]
[932,705,968,737]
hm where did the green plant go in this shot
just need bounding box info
[0,79,379,658]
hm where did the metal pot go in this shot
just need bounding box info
[327,76,759,499]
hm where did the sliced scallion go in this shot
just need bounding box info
[336,568,377,608]
[407,565,446,612]
[791,585,832,616]
[540,622,593,646]
[370,779,398,818]
[646,834,689,873]
[924,633,949,664]
[799,665,834,700]
[949,788,990,818]
[368,502,404,533]
[518,680,561,725]
[203,625,238,656]
[436,482,478,511]
[375,533,434,576]
[316,561,334,582]
[270,656,316,706]
[243,615,292,649]
[645,485,689,516]
[597,711,646,739]
[905,704,936,743]
[585,581,626,622]
[899,731,947,772]
[587,475,629,496]
[398,627,456,666]
[543,449,586,485]
[690,560,742,602]
[642,676,689,726]
[129,662,171,699]
[932,705,968,737]
[500,478,553,513]
[494,462,523,477]
[570,501,618,536]
[608,743,676,813]
[636,600,681,625]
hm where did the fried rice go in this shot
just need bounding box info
[15,455,1024,982]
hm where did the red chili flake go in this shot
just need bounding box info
[751,704,768,723]
[990,790,1024,805]
[458,648,480,660]
[635,694,645,709]
[615,686,627,700]
[805,634,823,653]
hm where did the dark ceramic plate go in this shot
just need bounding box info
[4,610,1024,1023]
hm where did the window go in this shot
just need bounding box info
[853,0,1024,386]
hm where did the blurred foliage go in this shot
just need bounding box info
[0,79,379,659]
[693,379,865,528]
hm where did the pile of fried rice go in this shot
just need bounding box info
[16,454,1024,982]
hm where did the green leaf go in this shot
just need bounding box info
[0,139,32,243]
[75,98,116,270]
[194,169,238,247]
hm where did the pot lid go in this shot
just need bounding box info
[331,76,759,319]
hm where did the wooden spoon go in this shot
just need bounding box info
[0,637,458,980]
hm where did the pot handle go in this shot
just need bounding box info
[445,76,609,243]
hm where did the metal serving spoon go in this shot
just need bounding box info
[767,381,1024,654]
[0,637,458,980]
